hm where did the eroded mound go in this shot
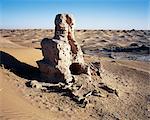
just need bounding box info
[34,14,118,106]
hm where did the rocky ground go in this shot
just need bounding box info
[0,29,150,120]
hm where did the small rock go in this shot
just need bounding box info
[30,80,43,89]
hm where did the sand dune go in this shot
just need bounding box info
[0,73,45,120]
[0,36,24,48]
[0,69,70,120]
[0,48,43,67]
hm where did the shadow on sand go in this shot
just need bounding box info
[0,51,41,80]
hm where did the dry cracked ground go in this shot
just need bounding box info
[0,29,150,120]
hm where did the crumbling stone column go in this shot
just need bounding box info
[37,14,90,84]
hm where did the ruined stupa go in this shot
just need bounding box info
[37,14,91,84]
[34,14,117,105]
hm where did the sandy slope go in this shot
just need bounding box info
[0,48,150,120]
[0,36,24,48]
[0,48,43,67]
[0,68,70,120]
[0,30,150,120]
[0,71,45,120]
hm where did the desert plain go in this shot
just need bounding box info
[0,29,150,120]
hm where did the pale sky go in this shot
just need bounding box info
[0,0,150,29]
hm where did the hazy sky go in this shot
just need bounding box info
[0,0,149,29]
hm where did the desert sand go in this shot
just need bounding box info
[0,29,150,120]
